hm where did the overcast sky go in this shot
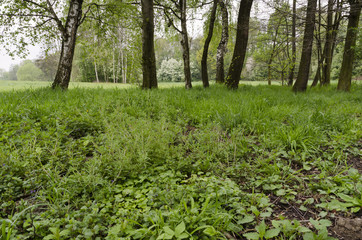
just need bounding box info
[0,44,42,71]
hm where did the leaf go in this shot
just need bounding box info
[255,220,266,236]
[303,232,315,240]
[238,215,255,224]
[156,233,174,240]
[163,226,174,236]
[243,232,260,240]
[174,221,185,237]
[177,232,189,239]
[276,189,286,196]
[264,228,280,239]
[203,226,217,236]
[338,193,355,203]
[60,229,71,237]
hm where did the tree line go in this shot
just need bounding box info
[0,0,361,91]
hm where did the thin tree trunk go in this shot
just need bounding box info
[52,0,84,89]
[321,0,334,85]
[338,0,361,91]
[267,19,281,86]
[225,0,253,89]
[292,0,317,92]
[287,0,297,86]
[201,0,218,88]
[141,0,158,89]
[180,0,192,89]
[94,61,99,83]
[215,0,229,84]
[311,0,323,87]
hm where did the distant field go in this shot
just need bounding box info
[0,79,360,92]
[0,80,289,91]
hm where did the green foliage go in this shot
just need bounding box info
[16,60,46,82]
[0,84,361,239]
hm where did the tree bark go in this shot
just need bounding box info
[215,0,229,84]
[201,0,218,88]
[180,0,192,89]
[225,0,253,89]
[337,0,361,91]
[292,0,317,92]
[141,0,158,89]
[52,0,84,90]
[287,0,297,86]
[94,61,99,83]
[321,0,334,86]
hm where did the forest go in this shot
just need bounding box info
[0,0,362,239]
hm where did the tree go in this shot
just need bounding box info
[155,0,199,89]
[201,0,218,88]
[16,60,45,81]
[225,0,253,89]
[288,0,297,86]
[141,0,158,89]
[215,0,229,84]
[337,0,362,91]
[292,0,317,92]
[0,0,91,89]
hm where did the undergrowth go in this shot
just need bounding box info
[0,84,361,239]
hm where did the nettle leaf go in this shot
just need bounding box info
[264,228,280,239]
[243,232,260,240]
[174,221,186,237]
[203,226,218,236]
[238,215,255,224]
[163,226,175,236]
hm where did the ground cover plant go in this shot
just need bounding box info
[0,84,361,239]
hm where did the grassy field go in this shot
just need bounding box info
[0,80,312,91]
[0,84,361,239]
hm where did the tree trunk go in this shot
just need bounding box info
[321,0,334,86]
[311,0,323,87]
[201,0,218,88]
[292,0,317,92]
[180,0,192,89]
[215,0,229,84]
[94,61,99,83]
[52,0,83,90]
[267,19,281,86]
[287,0,297,86]
[141,0,158,89]
[338,0,361,91]
[225,0,253,89]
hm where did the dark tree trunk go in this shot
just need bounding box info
[215,0,229,84]
[311,0,323,87]
[201,0,218,88]
[321,0,334,86]
[337,0,361,91]
[225,0,253,89]
[287,0,297,86]
[141,0,158,89]
[180,0,192,89]
[52,0,84,90]
[292,0,317,92]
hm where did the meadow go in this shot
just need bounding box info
[0,83,361,239]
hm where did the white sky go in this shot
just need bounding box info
[0,44,42,71]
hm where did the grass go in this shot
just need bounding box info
[0,79,328,91]
[0,84,361,239]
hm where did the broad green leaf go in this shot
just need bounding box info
[243,232,260,240]
[163,226,174,236]
[174,221,185,236]
[264,228,280,239]
[203,226,217,236]
[238,215,255,224]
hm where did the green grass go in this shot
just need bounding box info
[0,79,318,91]
[0,84,361,239]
